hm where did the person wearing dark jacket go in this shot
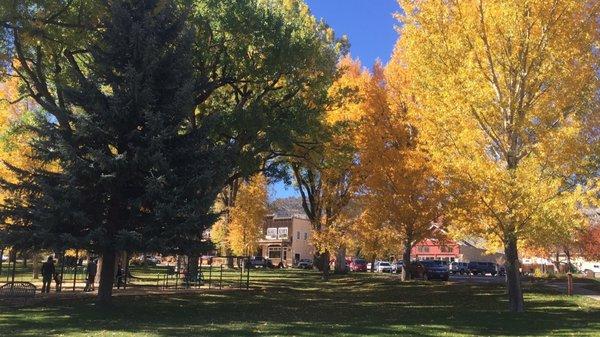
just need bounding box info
[115,263,124,289]
[84,258,97,292]
[41,256,55,293]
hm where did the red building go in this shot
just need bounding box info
[411,238,460,262]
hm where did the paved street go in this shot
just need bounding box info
[449,274,506,284]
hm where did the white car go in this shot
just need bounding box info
[375,261,392,273]
[581,262,600,275]
[391,261,404,273]
[296,259,313,269]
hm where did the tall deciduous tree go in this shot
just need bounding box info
[351,57,446,281]
[227,174,268,257]
[399,0,599,311]
[289,57,360,279]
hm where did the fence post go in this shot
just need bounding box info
[58,251,65,292]
[219,265,223,289]
[0,246,4,280]
[72,250,79,292]
[10,259,16,290]
[123,255,129,290]
[208,262,212,289]
[239,258,243,289]
[6,257,11,282]
[198,261,202,289]
[246,259,250,290]
[567,272,573,296]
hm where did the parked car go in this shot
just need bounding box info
[581,262,600,276]
[412,260,450,281]
[468,261,497,276]
[1,254,7,262]
[296,259,314,269]
[375,261,393,273]
[350,259,368,272]
[450,262,469,275]
[391,261,404,273]
[144,256,161,266]
[248,256,270,268]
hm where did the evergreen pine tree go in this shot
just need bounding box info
[1,0,230,303]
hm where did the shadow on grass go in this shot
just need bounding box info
[0,270,599,337]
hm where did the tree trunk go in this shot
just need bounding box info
[95,256,103,284]
[97,248,116,304]
[187,254,200,283]
[401,240,412,281]
[122,251,129,289]
[370,256,376,273]
[0,246,4,277]
[32,251,40,279]
[321,250,330,280]
[504,235,524,312]
[553,250,561,273]
[226,250,234,269]
[334,247,347,274]
[176,255,184,275]
[564,248,573,273]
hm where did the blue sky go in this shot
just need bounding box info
[270,0,401,200]
[306,0,400,67]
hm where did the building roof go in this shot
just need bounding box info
[266,213,309,221]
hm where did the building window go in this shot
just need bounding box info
[277,227,288,239]
[440,245,452,253]
[417,246,430,253]
[297,231,300,240]
[268,246,282,259]
[266,228,277,239]
[304,232,308,240]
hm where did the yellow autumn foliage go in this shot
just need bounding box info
[227,174,268,257]
[0,77,39,208]
[398,0,599,310]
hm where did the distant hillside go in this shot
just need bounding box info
[268,197,306,217]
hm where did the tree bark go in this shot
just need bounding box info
[401,240,412,281]
[370,256,376,273]
[504,235,524,312]
[32,251,40,279]
[95,256,103,284]
[122,251,129,289]
[334,246,347,274]
[0,246,4,277]
[564,248,573,273]
[553,250,561,273]
[321,250,330,280]
[187,254,200,283]
[97,248,116,304]
[226,251,235,269]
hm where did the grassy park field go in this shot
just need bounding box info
[0,269,598,337]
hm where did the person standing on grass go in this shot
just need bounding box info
[115,263,124,289]
[84,258,97,292]
[41,256,55,293]
[54,270,62,292]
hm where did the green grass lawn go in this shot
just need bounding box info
[0,269,599,337]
